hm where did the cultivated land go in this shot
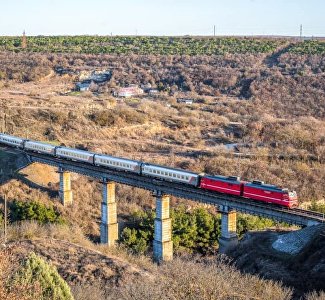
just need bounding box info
[0,36,325,299]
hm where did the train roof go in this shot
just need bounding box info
[25,140,56,147]
[0,133,24,141]
[142,163,199,176]
[245,181,289,192]
[56,146,94,155]
[203,175,242,184]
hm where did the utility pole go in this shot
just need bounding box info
[300,24,303,41]
[22,30,27,49]
[214,25,216,37]
[4,194,7,245]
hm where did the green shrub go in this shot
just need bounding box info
[120,207,278,255]
[237,214,276,237]
[308,201,325,214]
[120,210,155,255]
[12,252,73,300]
[172,207,220,253]
[10,201,65,224]
[120,207,220,254]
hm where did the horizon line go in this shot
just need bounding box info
[0,34,324,39]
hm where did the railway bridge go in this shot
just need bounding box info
[0,145,324,261]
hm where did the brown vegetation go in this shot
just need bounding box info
[1,222,294,300]
[0,44,325,299]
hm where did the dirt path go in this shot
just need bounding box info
[263,42,293,68]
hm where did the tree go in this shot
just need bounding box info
[12,252,73,300]
[10,201,64,224]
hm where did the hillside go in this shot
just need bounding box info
[230,225,325,299]
[0,37,324,299]
[0,223,293,300]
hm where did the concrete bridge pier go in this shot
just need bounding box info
[100,180,118,246]
[58,168,73,206]
[218,205,238,254]
[153,191,173,262]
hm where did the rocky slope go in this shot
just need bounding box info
[230,225,325,299]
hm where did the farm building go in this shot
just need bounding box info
[177,98,194,104]
[115,86,144,98]
[148,89,159,96]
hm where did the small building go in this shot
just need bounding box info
[148,89,159,96]
[140,83,152,92]
[115,86,144,98]
[177,98,194,105]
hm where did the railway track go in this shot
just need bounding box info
[291,208,325,219]
[2,147,324,226]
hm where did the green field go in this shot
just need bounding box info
[289,40,325,55]
[0,36,286,55]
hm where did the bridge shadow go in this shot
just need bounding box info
[14,173,58,198]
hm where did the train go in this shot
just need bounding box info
[0,133,298,208]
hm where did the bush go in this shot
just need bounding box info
[10,201,65,224]
[12,252,73,300]
[308,201,325,214]
[120,210,155,255]
[120,207,220,254]
[120,207,279,255]
[172,207,220,253]
[90,107,147,127]
[237,214,276,237]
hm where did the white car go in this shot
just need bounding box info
[56,147,94,164]
[142,163,199,186]
[24,140,56,155]
[94,154,141,173]
[0,133,25,148]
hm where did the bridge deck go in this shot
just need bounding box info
[17,150,323,227]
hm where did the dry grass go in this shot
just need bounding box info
[2,221,324,300]
[70,256,292,300]
[306,292,325,300]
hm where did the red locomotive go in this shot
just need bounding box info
[200,176,298,208]
[200,175,242,196]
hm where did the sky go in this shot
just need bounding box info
[0,0,324,36]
